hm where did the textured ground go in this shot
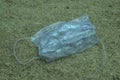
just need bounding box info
[0,0,120,80]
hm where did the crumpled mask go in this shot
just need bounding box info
[13,15,107,79]
[30,15,98,62]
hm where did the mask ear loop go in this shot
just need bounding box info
[87,36,107,79]
[13,37,39,65]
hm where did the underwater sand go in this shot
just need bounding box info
[0,0,120,80]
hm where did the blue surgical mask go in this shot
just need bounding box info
[13,15,106,66]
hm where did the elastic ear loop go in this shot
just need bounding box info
[87,38,107,78]
[13,37,39,65]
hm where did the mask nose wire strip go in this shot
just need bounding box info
[13,37,39,65]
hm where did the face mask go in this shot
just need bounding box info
[13,15,106,66]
